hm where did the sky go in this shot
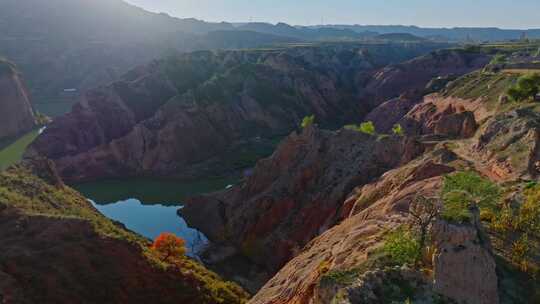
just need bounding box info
[125,0,540,29]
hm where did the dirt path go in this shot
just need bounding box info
[447,139,513,183]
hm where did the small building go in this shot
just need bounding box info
[535,93,540,102]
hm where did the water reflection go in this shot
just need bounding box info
[91,199,208,256]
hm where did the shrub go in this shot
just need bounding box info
[506,73,540,102]
[345,121,376,135]
[392,124,404,136]
[383,227,420,266]
[490,53,506,65]
[441,171,501,223]
[518,185,540,234]
[359,121,376,135]
[511,234,532,273]
[152,233,186,262]
[301,115,315,129]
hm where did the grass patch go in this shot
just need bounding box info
[441,171,501,223]
[444,71,518,109]
[0,129,41,170]
[383,227,420,266]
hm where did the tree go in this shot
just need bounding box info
[359,121,376,135]
[392,124,404,136]
[301,115,315,129]
[506,73,540,102]
[408,195,440,263]
[152,233,186,262]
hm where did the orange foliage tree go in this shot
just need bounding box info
[152,232,186,262]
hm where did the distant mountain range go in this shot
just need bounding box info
[1,0,538,117]
[309,25,540,42]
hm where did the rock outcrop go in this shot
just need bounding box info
[364,92,419,133]
[0,160,248,304]
[432,218,499,304]
[248,149,459,304]
[182,126,425,286]
[0,60,36,140]
[475,107,540,179]
[362,49,490,109]
[363,50,489,134]
[399,95,481,138]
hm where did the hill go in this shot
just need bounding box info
[0,158,248,303]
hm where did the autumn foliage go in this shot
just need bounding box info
[152,233,187,262]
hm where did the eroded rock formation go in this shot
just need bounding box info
[432,218,499,304]
[30,47,489,183]
[182,125,425,288]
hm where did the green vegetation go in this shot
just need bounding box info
[0,165,248,303]
[359,121,376,135]
[490,53,506,65]
[345,121,376,135]
[0,129,41,170]
[444,71,518,107]
[490,184,540,276]
[392,124,404,136]
[506,73,540,102]
[0,165,142,242]
[383,227,420,266]
[301,115,315,128]
[441,171,501,223]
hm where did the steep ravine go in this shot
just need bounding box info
[181,126,425,290]
[185,63,540,302]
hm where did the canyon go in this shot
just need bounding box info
[29,45,488,183]
[1,1,540,301]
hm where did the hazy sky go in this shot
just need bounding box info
[125,0,540,29]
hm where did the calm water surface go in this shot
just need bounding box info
[76,177,237,256]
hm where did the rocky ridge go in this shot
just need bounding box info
[30,46,488,183]
[0,60,36,141]
[181,126,424,288]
